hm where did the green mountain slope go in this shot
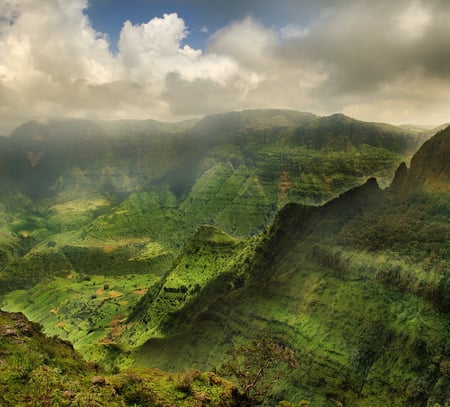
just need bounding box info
[0,310,243,406]
[125,225,252,348]
[0,111,438,406]
[0,110,422,294]
[403,126,450,192]
[125,129,450,406]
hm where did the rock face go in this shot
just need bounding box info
[394,126,450,193]
[390,161,408,190]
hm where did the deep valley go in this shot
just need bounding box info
[0,109,449,406]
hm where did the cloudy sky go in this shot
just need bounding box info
[1,0,450,134]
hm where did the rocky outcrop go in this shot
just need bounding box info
[394,126,450,193]
[389,161,408,190]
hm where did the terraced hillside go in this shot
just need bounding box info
[0,110,437,405]
[123,127,450,406]
[0,110,421,293]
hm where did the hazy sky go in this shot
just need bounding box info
[1,0,450,134]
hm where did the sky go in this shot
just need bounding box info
[1,0,450,134]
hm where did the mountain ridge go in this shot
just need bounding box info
[390,125,450,193]
[125,128,450,405]
[1,110,448,406]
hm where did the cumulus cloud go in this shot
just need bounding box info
[279,24,309,40]
[0,2,251,132]
[1,0,450,133]
[0,0,115,131]
[209,17,277,69]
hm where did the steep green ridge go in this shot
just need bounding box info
[0,110,421,295]
[0,110,435,405]
[125,130,450,406]
[0,310,243,406]
[402,126,450,192]
[124,225,253,349]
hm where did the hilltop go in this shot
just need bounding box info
[397,126,450,192]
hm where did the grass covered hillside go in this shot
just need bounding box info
[0,110,422,293]
[0,310,244,406]
[398,126,450,193]
[124,129,450,406]
[0,110,438,405]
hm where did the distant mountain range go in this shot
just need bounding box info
[0,110,426,292]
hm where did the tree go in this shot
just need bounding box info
[219,338,299,405]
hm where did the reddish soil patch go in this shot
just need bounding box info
[109,290,122,299]
[132,288,148,296]
[111,325,125,337]
[102,245,118,253]
[278,170,291,202]
[26,151,44,167]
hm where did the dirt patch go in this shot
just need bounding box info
[100,336,113,345]
[111,325,125,337]
[278,170,291,202]
[102,245,118,253]
[26,151,44,167]
[105,314,128,341]
[132,288,148,296]
[109,290,122,299]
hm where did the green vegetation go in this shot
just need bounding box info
[125,130,450,405]
[0,310,242,406]
[1,110,447,406]
[1,272,161,364]
[0,111,418,291]
[0,110,418,336]
[219,338,299,405]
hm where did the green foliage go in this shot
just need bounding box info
[219,338,299,405]
[126,176,450,406]
[0,310,242,406]
[0,112,443,406]
[0,273,161,363]
[337,191,450,311]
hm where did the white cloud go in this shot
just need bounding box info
[397,1,431,39]
[118,13,197,81]
[209,16,277,69]
[0,3,245,131]
[117,13,240,85]
[0,0,450,134]
[0,0,117,132]
[279,24,309,39]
